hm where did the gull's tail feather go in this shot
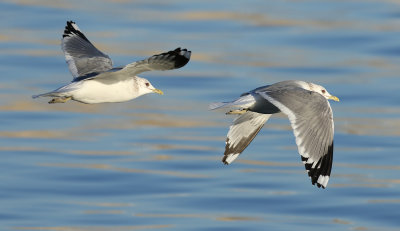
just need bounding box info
[209,94,256,110]
[32,82,81,99]
[209,102,231,110]
[32,92,56,99]
[32,89,71,99]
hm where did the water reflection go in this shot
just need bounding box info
[13,225,172,231]
[39,163,210,178]
[1,0,400,231]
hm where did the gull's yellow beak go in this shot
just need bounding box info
[152,89,164,95]
[329,95,340,102]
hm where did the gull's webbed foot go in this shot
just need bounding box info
[49,97,72,104]
[226,109,248,115]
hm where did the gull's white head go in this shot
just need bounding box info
[308,82,339,102]
[135,77,164,96]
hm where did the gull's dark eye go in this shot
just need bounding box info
[321,89,326,94]
[145,83,150,87]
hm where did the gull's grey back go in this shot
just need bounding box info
[253,80,309,93]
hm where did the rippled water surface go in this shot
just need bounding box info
[1,0,400,230]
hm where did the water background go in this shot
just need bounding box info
[1,0,400,230]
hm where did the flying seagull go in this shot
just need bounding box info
[210,80,339,188]
[33,21,191,104]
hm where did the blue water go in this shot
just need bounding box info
[1,1,400,230]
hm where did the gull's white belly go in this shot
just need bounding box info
[71,80,135,104]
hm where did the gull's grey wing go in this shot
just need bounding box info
[62,21,113,79]
[223,112,272,164]
[258,88,334,188]
[119,47,191,76]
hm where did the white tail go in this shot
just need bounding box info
[32,92,53,98]
[209,102,231,110]
[209,94,256,110]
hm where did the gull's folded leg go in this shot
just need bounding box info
[48,97,72,104]
[226,109,248,115]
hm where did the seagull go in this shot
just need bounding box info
[33,21,191,104]
[209,80,339,188]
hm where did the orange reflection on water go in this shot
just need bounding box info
[13,224,171,231]
[39,163,210,179]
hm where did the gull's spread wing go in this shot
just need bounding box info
[62,21,113,79]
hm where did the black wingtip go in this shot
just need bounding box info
[151,47,191,69]
[302,143,333,189]
[171,47,191,68]
[63,20,90,42]
[63,21,76,38]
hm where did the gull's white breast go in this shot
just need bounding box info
[72,78,136,104]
